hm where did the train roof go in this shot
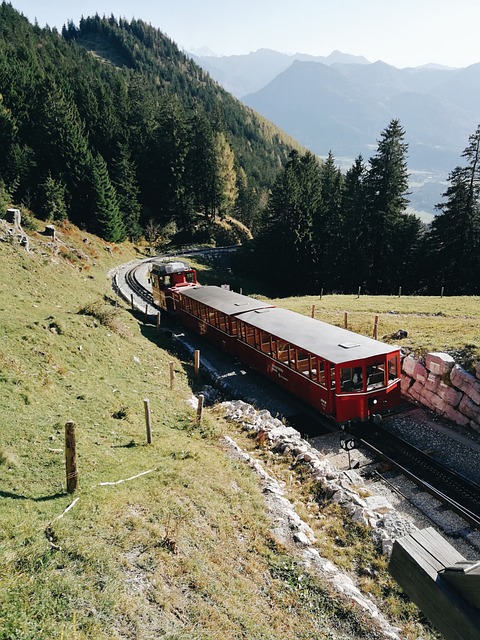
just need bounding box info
[238,307,399,364]
[180,285,273,315]
[151,260,192,276]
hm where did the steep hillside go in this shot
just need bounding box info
[0,4,301,243]
[0,215,440,639]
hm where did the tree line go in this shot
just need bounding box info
[1,4,479,295]
[235,119,480,295]
[0,4,294,243]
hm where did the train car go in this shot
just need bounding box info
[150,262,401,425]
[150,260,197,312]
[175,285,273,355]
[233,306,400,425]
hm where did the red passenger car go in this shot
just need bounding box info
[150,262,401,425]
[233,307,400,425]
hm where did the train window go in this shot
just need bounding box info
[296,350,310,375]
[330,366,336,388]
[260,331,272,355]
[366,363,385,389]
[318,360,326,386]
[244,325,255,346]
[230,318,237,335]
[185,271,196,283]
[200,305,207,321]
[207,307,216,325]
[276,340,289,364]
[388,355,399,381]
[270,336,277,356]
[340,366,363,392]
[218,313,227,332]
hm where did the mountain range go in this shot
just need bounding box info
[192,49,480,216]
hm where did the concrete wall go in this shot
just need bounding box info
[401,352,480,433]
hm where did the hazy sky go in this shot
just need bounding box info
[8,0,480,69]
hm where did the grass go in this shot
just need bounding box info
[0,219,442,639]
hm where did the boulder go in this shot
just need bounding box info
[425,352,455,376]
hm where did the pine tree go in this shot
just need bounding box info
[110,143,142,241]
[363,119,411,293]
[340,155,368,290]
[428,124,480,293]
[89,153,126,242]
[314,151,344,289]
[214,131,237,218]
[36,172,68,221]
[256,150,321,293]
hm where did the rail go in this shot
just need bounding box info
[357,425,480,530]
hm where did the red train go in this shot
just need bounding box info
[149,260,401,426]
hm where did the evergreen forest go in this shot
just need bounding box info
[1,3,479,295]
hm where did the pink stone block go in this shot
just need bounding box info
[413,361,428,383]
[437,381,462,407]
[450,364,476,392]
[444,404,471,427]
[458,395,480,422]
[402,356,417,377]
[425,352,455,376]
[425,372,440,393]
[464,380,480,405]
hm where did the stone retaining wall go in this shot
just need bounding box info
[401,352,480,433]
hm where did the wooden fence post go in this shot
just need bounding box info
[194,350,200,376]
[344,312,348,329]
[196,394,204,425]
[311,305,315,318]
[169,361,175,390]
[398,286,402,298]
[145,304,149,321]
[65,421,78,494]
[156,312,161,331]
[130,294,134,311]
[441,286,444,298]
[144,399,152,444]
[373,315,379,340]
[320,288,323,300]
[357,286,361,298]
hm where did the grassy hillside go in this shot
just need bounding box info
[0,216,439,639]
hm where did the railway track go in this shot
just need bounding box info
[357,424,480,530]
[120,257,480,532]
[124,262,154,306]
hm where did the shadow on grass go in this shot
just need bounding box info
[0,489,66,501]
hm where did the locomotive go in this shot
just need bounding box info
[149,260,401,425]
